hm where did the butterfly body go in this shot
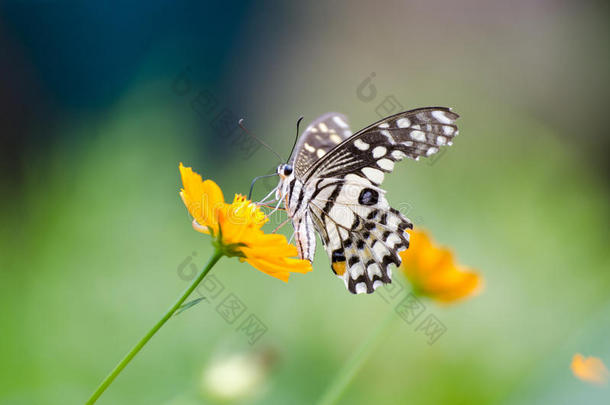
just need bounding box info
[275,108,459,294]
[276,167,317,262]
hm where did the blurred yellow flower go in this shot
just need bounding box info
[399,228,482,303]
[179,163,311,281]
[571,354,609,385]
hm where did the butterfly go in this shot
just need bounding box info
[272,107,459,294]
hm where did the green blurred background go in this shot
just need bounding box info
[1,1,609,404]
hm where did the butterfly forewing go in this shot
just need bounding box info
[304,107,459,183]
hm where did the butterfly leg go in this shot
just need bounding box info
[256,186,279,205]
[266,196,285,218]
[272,217,291,233]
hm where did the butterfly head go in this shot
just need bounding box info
[275,163,295,202]
[277,163,293,178]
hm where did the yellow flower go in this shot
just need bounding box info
[179,163,311,281]
[179,163,225,235]
[571,354,609,385]
[399,228,482,303]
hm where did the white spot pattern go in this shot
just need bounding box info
[410,131,426,142]
[432,110,452,124]
[362,167,384,184]
[372,241,386,258]
[333,116,348,128]
[396,118,410,128]
[355,282,367,294]
[330,134,342,144]
[354,139,370,150]
[391,150,406,159]
[351,262,365,278]
[377,158,394,171]
[367,263,382,279]
[426,147,439,156]
[372,146,387,158]
[380,130,395,144]
[329,205,355,229]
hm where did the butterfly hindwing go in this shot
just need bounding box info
[306,175,412,293]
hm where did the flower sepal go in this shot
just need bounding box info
[212,225,247,258]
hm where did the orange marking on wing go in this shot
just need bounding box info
[332,261,346,276]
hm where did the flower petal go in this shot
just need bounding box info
[240,231,312,281]
[179,163,225,233]
[400,228,482,303]
[244,255,312,281]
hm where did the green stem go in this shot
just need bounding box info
[85,250,224,405]
[316,308,396,405]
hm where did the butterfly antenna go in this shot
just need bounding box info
[238,119,284,162]
[288,116,304,161]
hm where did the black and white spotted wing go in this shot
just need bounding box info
[307,174,412,294]
[304,107,459,183]
[280,107,459,294]
[303,108,458,294]
[290,113,353,178]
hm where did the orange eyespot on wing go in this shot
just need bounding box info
[332,261,346,276]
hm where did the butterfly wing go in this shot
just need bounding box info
[303,107,459,294]
[303,107,459,183]
[307,175,411,293]
[290,113,353,178]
